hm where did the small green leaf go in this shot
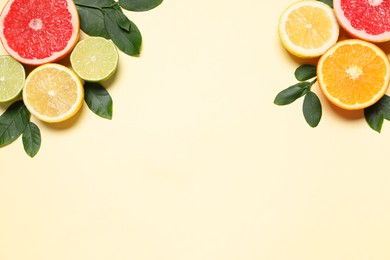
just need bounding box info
[303,91,322,127]
[317,0,333,8]
[364,95,390,133]
[77,5,110,38]
[0,100,30,147]
[74,0,116,8]
[379,95,390,120]
[119,0,163,11]
[274,82,310,105]
[84,82,113,120]
[104,8,142,56]
[365,108,384,133]
[22,122,41,158]
[294,64,317,81]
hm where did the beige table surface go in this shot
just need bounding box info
[1,0,390,259]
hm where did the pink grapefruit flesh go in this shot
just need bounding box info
[0,0,80,65]
[334,0,390,42]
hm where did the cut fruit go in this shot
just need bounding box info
[334,0,390,42]
[70,37,119,82]
[317,39,390,110]
[0,55,25,103]
[23,63,84,123]
[278,0,340,58]
[0,0,79,65]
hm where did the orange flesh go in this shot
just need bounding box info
[321,44,387,105]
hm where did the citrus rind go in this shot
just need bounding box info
[317,39,390,110]
[70,37,119,82]
[0,55,25,103]
[278,0,340,58]
[0,0,80,65]
[23,64,84,123]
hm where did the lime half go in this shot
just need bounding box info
[0,55,25,103]
[70,37,119,82]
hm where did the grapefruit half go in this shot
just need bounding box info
[334,0,390,42]
[0,0,80,65]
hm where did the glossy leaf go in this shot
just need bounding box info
[114,5,132,31]
[104,8,142,55]
[303,91,322,127]
[274,82,310,105]
[364,95,390,133]
[22,122,41,158]
[0,101,30,147]
[317,0,333,7]
[74,0,116,8]
[294,64,317,81]
[77,5,110,38]
[119,0,163,11]
[84,82,113,120]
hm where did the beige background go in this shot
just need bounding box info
[1,0,390,259]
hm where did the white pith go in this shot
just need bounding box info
[29,18,42,30]
[368,0,383,6]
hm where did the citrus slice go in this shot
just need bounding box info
[317,39,390,110]
[0,55,25,103]
[334,0,390,42]
[0,0,79,65]
[23,63,84,123]
[70,37,119,82]
[278,0,340,58]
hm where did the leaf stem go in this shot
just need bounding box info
[309,78,317,89]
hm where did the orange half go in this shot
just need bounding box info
[317,39,390,110]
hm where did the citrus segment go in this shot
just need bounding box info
[317,39,390,110]
[278,0,340,58]
[0,55,25,103]
[0,0,79,65]
[70,37,119,82]
[334,0,390,42]
[23,64,84,123]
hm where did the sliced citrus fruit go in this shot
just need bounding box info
[0,0,79,66]
[70,37,119,82]
[278,0,340,58]
[317,39,390,110]
[0,55,25,103]
[23,63,84,123]
[334,0,390,43]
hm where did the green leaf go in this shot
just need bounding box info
[77,5,110,38]
[84,82,113,120]
[274,82,310,105]
[114,5,132,31]
[294,64,317,81]
[74,0,116,8]
[364,95,390,133]
[119,0,163,11]
[365,108,384,133]
[104,8,142,56]
[303,91,322,127]
[317,0,333,8]
[22,122,41,158]
[0,100,30,148]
